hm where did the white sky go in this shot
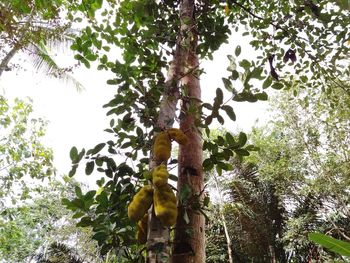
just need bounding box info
[0,38,270,184]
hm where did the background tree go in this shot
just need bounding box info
[63,0,350,262]
[0,176,102,263]
[0,96,101,263]
[205,75,350,261]
[243,81,350,261]
[0,95,53,204]
[0,0,81,88]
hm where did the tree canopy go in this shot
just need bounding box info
[1,0,350,262]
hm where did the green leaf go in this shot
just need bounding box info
[262,76,273,89]
[271,82,284,90]
[61,198,71,207]
[70,146,78,162]
[231,70,239,80]
[96,191,109,208]
[202,103,213,110]
[84,190,96,201]
[225,132,236,146]
[221,105,236,121]
[169,174,178,182]
[215,88,224,105]
[75,186,82,197]
[238,132,247,147]
[91,143,106,155]
[77,216,93,227]
[85,161,95,175]
[222,78,233,92]
[239,59,251,70]
[81,58,91,68]
[250,67,263,79]
[235,45,241,57]
[77,148,86,162]
[205,115,213,126]
[72,212,85,219]
[308,233,350,256]
[69,164,78,177]
[203,158,214,171]
[93,231,108,244]
[85,53,97,61]
[255,92,268,101]
[234,149,250,156]
[217,115,224,125]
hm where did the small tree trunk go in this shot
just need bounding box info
[213,175,234,263]
[172,1,205,262]
[0,42,21,77]
[146,0,198,262]
[0,10,34,78]
[147,48,182,263]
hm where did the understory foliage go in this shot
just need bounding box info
[0,178,101,262]
[206,79,350,262]
[60,0,350,261]
[0,96,101,262]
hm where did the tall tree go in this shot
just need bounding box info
[64,0,350,262]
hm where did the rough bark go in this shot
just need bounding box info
[146,0,199,262]
[147,61,181,262]
[172,1,205,262]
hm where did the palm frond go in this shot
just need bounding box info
[35,241,88,263]
[30,24,79,52]
[27,41,84,91]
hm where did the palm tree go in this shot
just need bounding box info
[0,1,82,90]
[34,242,87,263]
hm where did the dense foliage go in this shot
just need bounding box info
[0,96,53,202]
[1,0,349,262]
[0,178,101,262]
[0,96,101,262]
[206,78,350,262]
[61,0,350,261]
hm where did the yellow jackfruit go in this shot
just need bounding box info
[128,185,153,222]
[153,132,171,162]
[154,184,178,226]
[136,213,148,244]
[152,164,169,187]
[168,128,188,145]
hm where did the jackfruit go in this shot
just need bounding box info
[154,184,178,226]
[136,213,148,244]
[152,164,169,187]
[128,185,153,222]
[168,128,188,145]
[153,131,171,162]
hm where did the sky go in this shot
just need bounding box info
[0,38,270,185]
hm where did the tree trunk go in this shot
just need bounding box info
[213,175,234,263]
[146,43,182,263]
[147,0,200,262]
[0,9,34,78]
[172,1,205,262]
[0,43,21,77]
